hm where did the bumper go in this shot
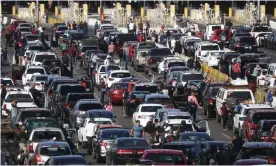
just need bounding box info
[110,95,124,102]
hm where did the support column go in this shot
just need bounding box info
[184,7,188,18]
[260,5,265,18]
[215,4,220,17]
[40,4,45,23]
[204,3,210,18]
[12,6,16,16]
[274,8,276,17]
[141,7,144,19]
[229,7,232,17]
[83,4,88,22]
[170,5,175,25]
[55,6,59,16]
[126,4,131,18]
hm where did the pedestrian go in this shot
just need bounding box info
[162,84,169,96]
[60,40,68,56]
[266,89,273,106]
[128,80,135,93]
[107,42,115,57]
[188,91,199,121]
[249,80,257,94]
[171,37,176,54]
[11,100,18,126]
[219,57,228,74]
[161,25,165,33]
[83,21,88,36]
[124,43,129,70]
[2,48,8,65]
[94,21,99,35]
[233,61,241,79]
[105,101,113,111]
[163,60,168,81]
[29,84,42,106]
[1,85,7,106]
[187,57,194,69]
[68,44,76,57]
[85,118,97,153]
[138,21,143,32]
[146,21,150,37]
[195,58,201,70]
[72,21,77,30]
[104,55,111,73]
[128,21,135,34]
[130,120,144,138]
[100,78,106,104]
[232,133,245,156]
[137,30,143,42]
[67,21,71,30]
[62,53,70,66]
[252,64,262,83]
[144,116,156,134]
[5,29,11,47]
[149,130,161,148]
[174,40,182,56]
[221,102,228,131]
[18,43,24,66]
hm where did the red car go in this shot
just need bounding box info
[242,109,276,142]
[264,124,276,142]
[141,149,187,165]
[108,82,129,104]
[210,29,232,46]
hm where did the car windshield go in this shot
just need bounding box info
[239,37,256,45]
[180,134,211,141]
[146,98,172,105]
[245,148,275,157]
[57,26,68,31]
[150,49,172,56]
[131,93,148,99]
[141,106,163,112]
[67,94,93,102]
[35,76,48,81]
[167,116,191,120]
[100,66,120,72]
[102,26,114,30]
[135,86,158,93]
[182,74,204,82]
[252,26,271,32]
[21,111,51,122]
[32,131,64,141]
[1,79,13,86]
[111,72,131,78]
[78,103,103,111]
[20,28,30,32]
[26,36,39,41]
[60,86,86,96]
[186,40,201,46]
[26,68,45,74]
[263,121,276,132]
[171,67,188,72]
[28,46,46,51]
[112,83,128,90]
[70,33,85,40]
[117,139,148,147]
[227,91,252,101]
[97,54,107,59]
[101,130,130,139]
[253,113,276,124]
[216,30,229,36]
[35,55,56,62]
[144,153,184,164]
[201,45,219,51]
[212,26,222,31]
[168,62,185,68]
[89,112,114,119]
[6,94,32,100]
[40,146,71,156]
[82,47,98,52]
[25,119,59,130]
[94,120,112,125]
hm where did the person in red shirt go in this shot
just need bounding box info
[128,80,135,93]
[233,62,241,79]
[221,102,228,131]
[249,80,257,94]
[68,44,76,57]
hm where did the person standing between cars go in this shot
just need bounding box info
[146,21,150,37]
[138,21,143,33]
[233,61,241,79]
[131,120,144,138]
[2,48,8,65]
[171,37,176,54]
[128,21,135,34]
[163,60,168,81]
[231,134,245,156]
[85,118,97,151]
[151,30,157,42]
[144,116,156,134]
[221,102,228,131]
[72,21,77,30]
[5,28,11,47]
[18,43,24,66]
[252,64,262,83]
[83,21,88,36]
[60,40,68,56]
[124,43,129,70]
[188,91,199,121]
[11,100,18,126]
[187,56,194,69]
[94,21,99,35]
[104,55,111,73]
[62,53,70,66]
[29,84,42,107]
[266,89,273,106]
[108,42,115,57]
[105,101,113,111]
[100,78,106,104]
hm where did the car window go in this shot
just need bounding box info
[252,26,271,32]
[25,119,59,130]
[40,146,71,156]
[212,26,222,31]
[253,113,276,124]
[94,120,112,125]
[180,134,211,142]
[117,139,148,147]
[35,76,48,81]
[182,74,204,82]
[245,148,275,157]
[20,111,51,122]
[32,131,64,141]
[26,69,45,74]
[167,115,190,120]
[6,94,32,100]
[201,45,219,51]
[89,112,114,119]
[28,46,46,51]
[100,66,120,72]
[1,79,13,86]
[146,98,172,105]
[81,47,98,52]
[35,55,56,62]
[57,26,68,31]
[25,36,40,41]
[112,83,128,90]
[101,130,130,139]
[226,91,252,101]
[239,37,256,44]
[111,72,131,78]
[145,153,184,164]
[134,86,158,93]
[67,94,93,102]
[141,106,163,112]
[78,103,103,111]
[131,93,148,99]
[60,86,85,96]
[150,49,172,56]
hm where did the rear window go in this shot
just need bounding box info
[40,146,71,156]
[180,134,212,142]
[210,88,219,97]
[116,34,137,42]
[168,62,185,68]
[111,72,131,78]
[60,86,86,96]
[208,143,226,153]
[162,144,200,157]
[227,91,252,101]
[81,47,98,52]
[112,83,128,90]
[239,37,256,44]
[57,26,68,31]
[138,52,147,57]
[171,68,189,72]
[135,85,158,93]
[131,93,148,99]
[94,119,112,125]
[35,76,48,81]
[35,55,56,62]
[20,28,30,32]
[25,119,59,130]
[253,113,276,124]
[263,121,276,132]
[70,33,85,40]
[138,43,156,48]
[20,111,51,122]
[89,112,114,119]
[78,103,103,111]
[146,98,172,105]
[52,81,77,91]
[141,106,163,112]
[212,26,222,31]
[6,94,32,100]
[144,153,185,164]
[101,130,130,139]
[102,26,115,30]
[100,66,120,72]
[150,49,172,56]
[25,36,39,41]
[28,46,46,51]
[117,139,148,147]
[201,45,219,51]
[26,68,45,74]
[32,131,64,141]
[245,148,275,157]
[1,79,13,86]
[67,94,94,102]
[167,116,190,120]
[182,74,204,81]
[252,26,271,32]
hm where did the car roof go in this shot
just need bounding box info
[145,93,170,98]
[164,141,197,145]
[32,127,63,131]
[39,141,69,146]
[109,70,129,73]
[139,103,163,107]
[243,142,275,148]
[240,104,274,109]
[7,91,30,94]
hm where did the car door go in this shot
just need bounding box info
[196,120,210,136]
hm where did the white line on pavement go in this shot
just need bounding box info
[221,132,232,140]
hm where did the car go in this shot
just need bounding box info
[114,33,137,54]
[231,26,251,34]
[86,110,117,121]
[83,50,104,70]
[17,27,31,35]
[106,70,132,88]
[69,99,103,125]
[23,34,41,44]
[105,137,150,165]
[210,29,232,47]
[44,155,89,165]
[133,82,158,93]
[233,104,274,135]
[182,37,202,55]
[175,70,204,87]
[89,53,108,67]
[167,33,185,49]
[230,36,257,53]
[0,77,15,86]
[64,30,82,38]
[108,82,129,104]
[256,32,271,47]
[236,142,276,163]
[105,31,119,46]
[158,57,185,74]
[160,112,194,130]
[179,132,213,142]
[97,24,116,38]
[250,25,272,38]
[31,141,72,165]
[28,74,50,91]
[252,120,276,141]
[53,25,68,37]
[92,128,131,162]
[29,51,56,66]
[264,33,276,50]
[133,49,149,72]
[143,93,174,109]
[154,108,181,128]
[204,24,224,41]
[23,117,60,134]
[77,39,99,61]
[123,91,151,117]
[101,29,119,45]
[93,64,121,87]
[202,141,234,162]
[234,159,269,165]
[15,108,51,125]
[242,109,276,141]
[194,42,221,59]
[26,127,66,164]
[200,50,224,67]
[141,149,187,165]
[22,65,47,85]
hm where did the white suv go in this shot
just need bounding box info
[194,42,220,60]
[30,51,56,66]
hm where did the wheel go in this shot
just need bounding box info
[206,106,213,118]
[216,111,221,123]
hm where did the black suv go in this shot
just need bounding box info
[123,91,150,117]
[230,36,257,53]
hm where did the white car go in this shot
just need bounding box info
[161,111,193,127]
[29,52,56,66]
[194,42,220,59]
[29,74,50,91]
[233,104,274,135]
[157,57,185,74]
[22,66,47,85]
[201,50,224,67]
[132,104,164,127]
[26,127,66,163]
[94,64,121,87]
[97,24,116,38]
[106,70,132,88]
[250,25,272,38]
[0,77,14,86]
[2,91,37,116]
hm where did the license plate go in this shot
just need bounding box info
[245,47,249,49]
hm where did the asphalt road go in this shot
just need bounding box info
[2,17,276,165]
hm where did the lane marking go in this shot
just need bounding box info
[222,132,232,140]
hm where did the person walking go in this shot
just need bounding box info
[138,21,143,33]
[105,101,113,111]
[174,40,182,56]
[60,40,68,56]
[124,43,129,70]
[266,89,273,106]
[163,60,168,81]
[130,120,144,138]
[233,61,241,79]
[85,118,97,153]
[128,21,135,34]
[107,42,115,57]
[94,21,99,35]
[72,21,77,30]
[11,100,18,126]
[231,134,245,156]
[100,78,106,104]
[83,21,88,36]
[5,29,11,47]
[221,102,228,131]
[2,48,8,65]
[104,55,111,73]
[170,37,176,54]
[18,43,24,66]
[188,91,199,121]
[146,21,150,37]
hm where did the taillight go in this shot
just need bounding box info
[109,78,114,81]
[3,104,6,110]
[167,105,174,108]
[29,144,34,153]
[131,99,136,103]
[100,142,108,146]
[198,51,201,56]
[34,155,43,162]
[268,158,276,164]
[116,149,133,154]
[137,149,145,154]
[138,115,147,119]
[236,43,240,47]
[209,98,213,105]
[66,103,70,109]
[149,58,153,64]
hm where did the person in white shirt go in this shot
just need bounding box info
[128,21,135,34]
[171,38,176,54]
[104,55,111,73]
[85,118,97,150]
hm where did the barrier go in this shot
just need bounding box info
[47,15,63,24]
[255,88,266,104]
[201,63,231,82]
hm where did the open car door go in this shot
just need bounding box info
[12,64,25,81]
[196,120,210,136]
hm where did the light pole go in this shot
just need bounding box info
[36,0,39,27]
[257,0,260,21]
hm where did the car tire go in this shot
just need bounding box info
[206,106,213,118]
[216,111,221,123]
